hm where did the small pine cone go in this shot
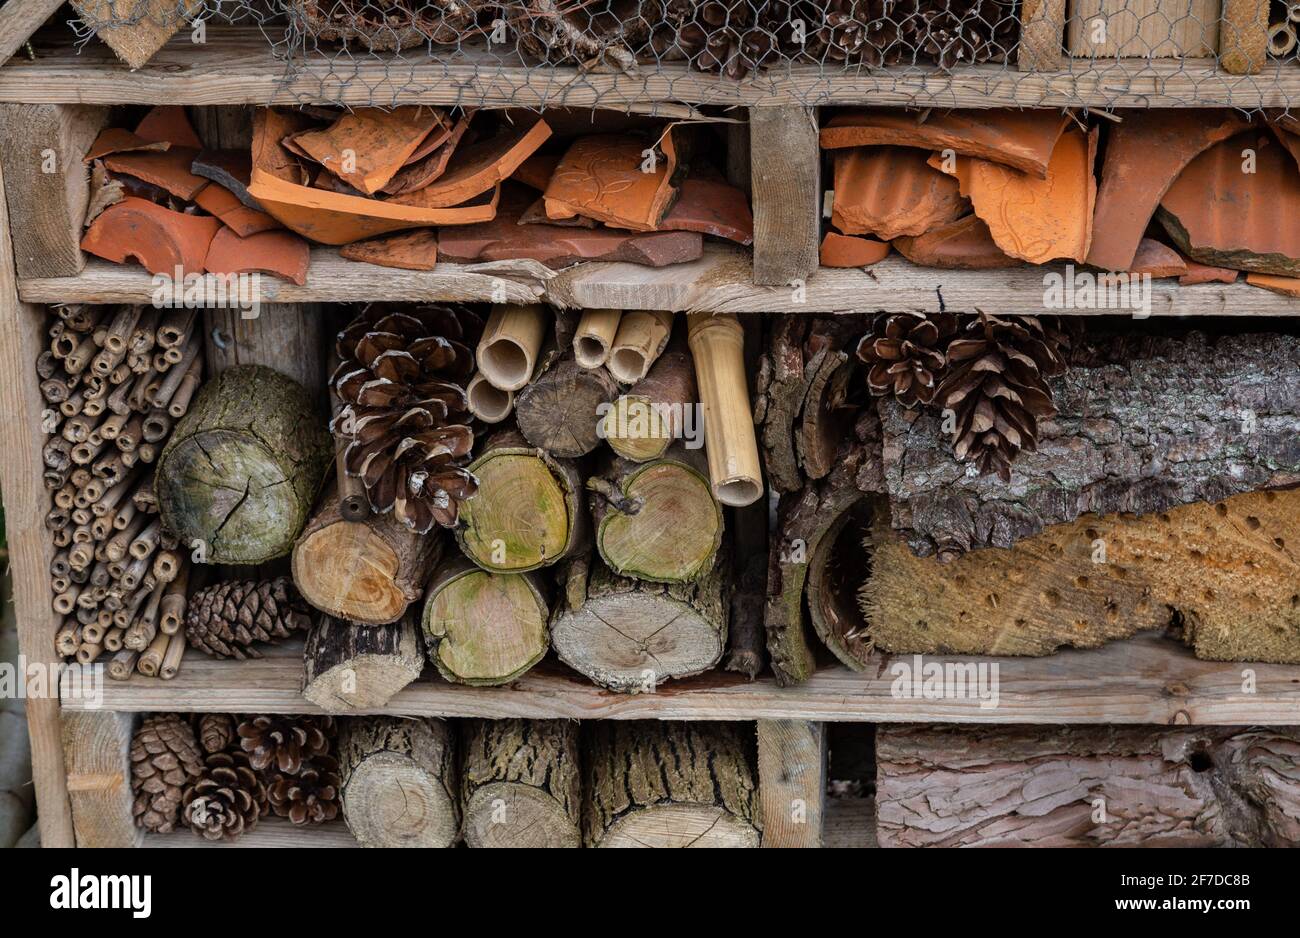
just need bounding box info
[184,576,311,660]
[181,750,266,842]
[267,756,342,826]
[857,313,958,408]
[130,713,204,834]
[237,715,335,775]
[195,713,236,755]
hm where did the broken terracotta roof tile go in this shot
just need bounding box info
[252,109,316,186]
[937,127,1097,265]
[379,112,475,196]
[1086,110,1249,272]
[81,197,220,275]
[339,228,439,270]
[660,177,754,245]
[1159,133,1300,277]
[820,109,1071,177]
[1179,259,1240,285]
[1246,272,1300,297]
[204,227,310,285]
[192,149,261,211]
[542,132,679,232]
[833,146,967,240]
[134,106,202,150]
[513,152,562,191]
[84,128,170,163]
[820,231,890,267]
[102,147,208,201]
[519,197,598,228]
[893,214,1018,269]
[289,106,446,195]
[1125,238,1187,278]
[1270,122,1300,174]
[193,183,282,238]
[387,117,552,211]
[404,111,455,164]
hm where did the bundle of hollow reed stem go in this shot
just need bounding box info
[40,304,201,680]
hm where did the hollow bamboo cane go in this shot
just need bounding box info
[477,304,548,391]
[159,632,186,680]
[466,372,514,424]
[573,308,623,369]
[686,313,763,507]
[608,310,673,385]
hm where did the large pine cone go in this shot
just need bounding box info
[182,750,266,842]
[333,304,483,534]
[238,715,335,776]
[185,577,311,660]
[858,313,957,408]
[934,312,1069,481]
[267,756,342,826]
[130,713,204,834]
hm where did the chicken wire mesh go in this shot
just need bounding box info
[66,1,1300,113]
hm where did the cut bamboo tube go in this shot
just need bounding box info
[159,565,189,635]
[137,629,170,677]
[573,308,623,369]
[1269,22,1298,55]
[108,649,138,681]
[686,313,763,507]
[477,304,548,391]
[159,632,186,680]
[1291,2,1300,22]
[608,311,673,385]
[466,372,514,424]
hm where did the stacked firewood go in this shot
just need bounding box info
[40,304,199,679]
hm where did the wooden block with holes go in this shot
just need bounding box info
[1067,0,1220,57]
[860,487,1300,663]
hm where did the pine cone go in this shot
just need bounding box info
[857,313,957,408]
[195,713,236,755]
[333,305,482,534]
[934,312,1069,481]
[185,577,311,660]
[237,715,335,776]
[182,750,266,842]
[267,756,342,826]
[130,713,204,834]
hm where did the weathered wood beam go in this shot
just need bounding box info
[749,106,820,287]
[62,710,140,848]
[0,0,65,67]
[757,720,826,848]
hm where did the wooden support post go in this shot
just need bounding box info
[62,710,141,848]
[0,104,111,279]
[1018,0,1067,71]
[757,720,826,848]
[1219,0,1271,74]
[0,160,76,847]
[0,0,66,67]
[749,106,820,287]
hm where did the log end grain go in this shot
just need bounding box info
[423,563,549,686]
[459,447,575,573]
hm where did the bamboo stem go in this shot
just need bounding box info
[609,310,674,385]
[686,313,763,507]
[573,308,623,369]
[477,304,548,391]
[159,632,186,680]
[466,372,514,424]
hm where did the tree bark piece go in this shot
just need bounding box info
[687,313,763,507]
[302,613,425,712]
[590,446,722,584]
[583,721,759,848]
[158,364,330,564]
[602,335,697,463]
[461,719,581,848]
[515,353,620,459]
[292,481,444,624]
[457,429,585,573]
[876,724,1300,847]
[422,556,550,686]
[551,551,728,693]
[338,716,459,848]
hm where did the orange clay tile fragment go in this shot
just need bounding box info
[387,117,552,211]
[204,227,310,285]
[252,108,316,186]
[833,146,967,240]
[1086,110,1248,272]
[380,111,475,196]
[81,197,221,275]
[513,152,561,191]
[543,133,679,232]
[935,127,1097,265]
[1246,273,1300,297]
[1158,133,1300,277]
[248,169,500,244]
[660,177,754,245]
[289,106,446,195]
[1179,260,1240,286]
[102,147,208,200]
[820,232,890,268]
[84,128,169,162]
[339,228,439,270]
[192,183,282,237]
[820,109,1071,177]
[1269,123,1300,174]
[404,110,454,164]
[134,106,202,149]
[1124,238,1187,279]
[893,214,1018,269]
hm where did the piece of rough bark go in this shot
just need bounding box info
[301,613,425,712]
[460,719,581,848]
[876,724,1300,847]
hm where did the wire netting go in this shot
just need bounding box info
[67,1,1300,113]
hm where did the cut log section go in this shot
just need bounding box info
[590,446,722,583]
[477,304,548,392]
[602,334,697,463]
[461,718,581,849]
[515,353,620,459]
[583,721,759,848]
[876,724,1300,847]
[292,481,444,625]
[551,551,728,693]
[422,556,550,686]
[338,716,459,848]
[687,313,763,507]
[301,613,425,712]
[457,429,585,573]
[157,365,330,564]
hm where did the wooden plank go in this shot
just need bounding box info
[62,710,140,848]
[144,817,358,848]
[0,104,110,279]
[824,797,877,848]
[1019,0,1068,71]
[1066,0,1219,57]
[23,249,1300,316]
[0,160,76,848]
[749,106,820,286]
[0,0,65,67]
[3,28,1300,109]
[62,633,1300,725]
[757,720,826,848]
